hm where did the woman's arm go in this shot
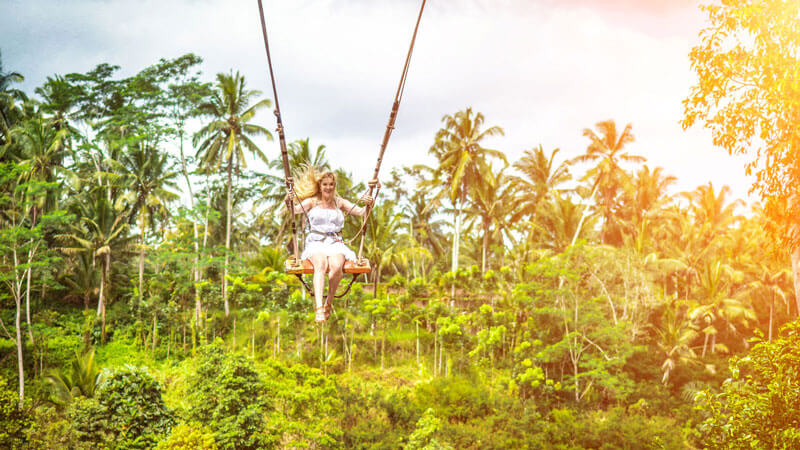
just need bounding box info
[338,196,373,217]
[287,197,315,215]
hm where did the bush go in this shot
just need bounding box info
[695,321,800,448]
[155,422,218,450]
[70,365,174,449]
[262,360,342,447]
[0,377,34,449]
[186,340,270,449]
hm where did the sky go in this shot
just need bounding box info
[1,0,756,204]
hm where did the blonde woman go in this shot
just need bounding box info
[286,167,375,322]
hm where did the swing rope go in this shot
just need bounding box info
[352,0,427,261]
[256,0,427,296]
[256,0,305,266]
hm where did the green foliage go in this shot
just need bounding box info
[695,321,800,448]
[415,376,491,424]
[407,407,453,450]
[0,377,33,449]
[155,422,218,450]
[3,48,796,450]
[185,340,270,449]
[43,348,102,407]
[69,365,174,449]
[262,359,342,447]
[540,406,688,449]
[25,405,83,450]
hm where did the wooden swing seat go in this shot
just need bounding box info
[284,257,371,275]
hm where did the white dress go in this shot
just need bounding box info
[300,206,357,262]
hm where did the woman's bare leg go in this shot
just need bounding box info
[310,254,328,319]
[325,254,345,309]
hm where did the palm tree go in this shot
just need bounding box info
[466,168,515,273]
[404,190,448,263]
[569,120,643,246]
[0,51,28,148]
[425,107,505,278]
[57,190,133,342]
[35,75,82,138]
[365,200,404,293]
[745,262,791,342]
[689,260,755,356]
[621,165,677,254]
[12,116,68,206]
[120,143,179,308]
[44,349,101,408]
[656,299,699,385]
[534,194,596,253]
[59,252,99,311]
[682,183,743,250]
[194,71,273,316]
[510,145,571,221]
[11,116,68,343]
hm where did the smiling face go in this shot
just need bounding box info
[318,173,337,202]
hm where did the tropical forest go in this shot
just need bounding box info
[2,1,800,449]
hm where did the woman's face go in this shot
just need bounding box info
[320,176,336,200]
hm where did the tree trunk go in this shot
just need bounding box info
[223,162,232,316]
[152,314,157,351]
[200,175,212,324]
[569,182,599,249]
[380,327,386,371]
[481,219,489,275]
[433,325,438,377]
[101,253,109,343]
[792,246,800,316]
[138,208,146,309]
[416,321,420,367]
[178,132,203,324]
[452,203,460,274]
[769,294,774,343]
[15,293,24,409]
[349,323,354,373]
[25,239,34,344]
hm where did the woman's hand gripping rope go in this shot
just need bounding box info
[360,179,381,208]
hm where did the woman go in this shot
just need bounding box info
[286,166,375,322]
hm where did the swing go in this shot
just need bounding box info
[256,0,426,297]
[284,258,372,275]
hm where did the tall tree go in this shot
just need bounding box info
[426,107,505,280]
[58,190,132,342]
[622,165,677,254]
[163,56,212,325]
[0,51,27,149]
[683,0,800,314]
[11,116,67,343]
[120,143,178,309]
[682,183,743,252]
[466,167,514,273]
[569,120,643,246]
[194,71,272,316]
[510,145,571,221]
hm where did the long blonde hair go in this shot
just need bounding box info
[293,165,337,202]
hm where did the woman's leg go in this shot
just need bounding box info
[310,254,328,319]
[325,254,346,308]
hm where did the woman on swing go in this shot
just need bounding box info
[287,166,376,322]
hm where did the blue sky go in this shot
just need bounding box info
[1,0,755,204]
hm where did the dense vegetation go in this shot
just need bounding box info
[3,2,800,447]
